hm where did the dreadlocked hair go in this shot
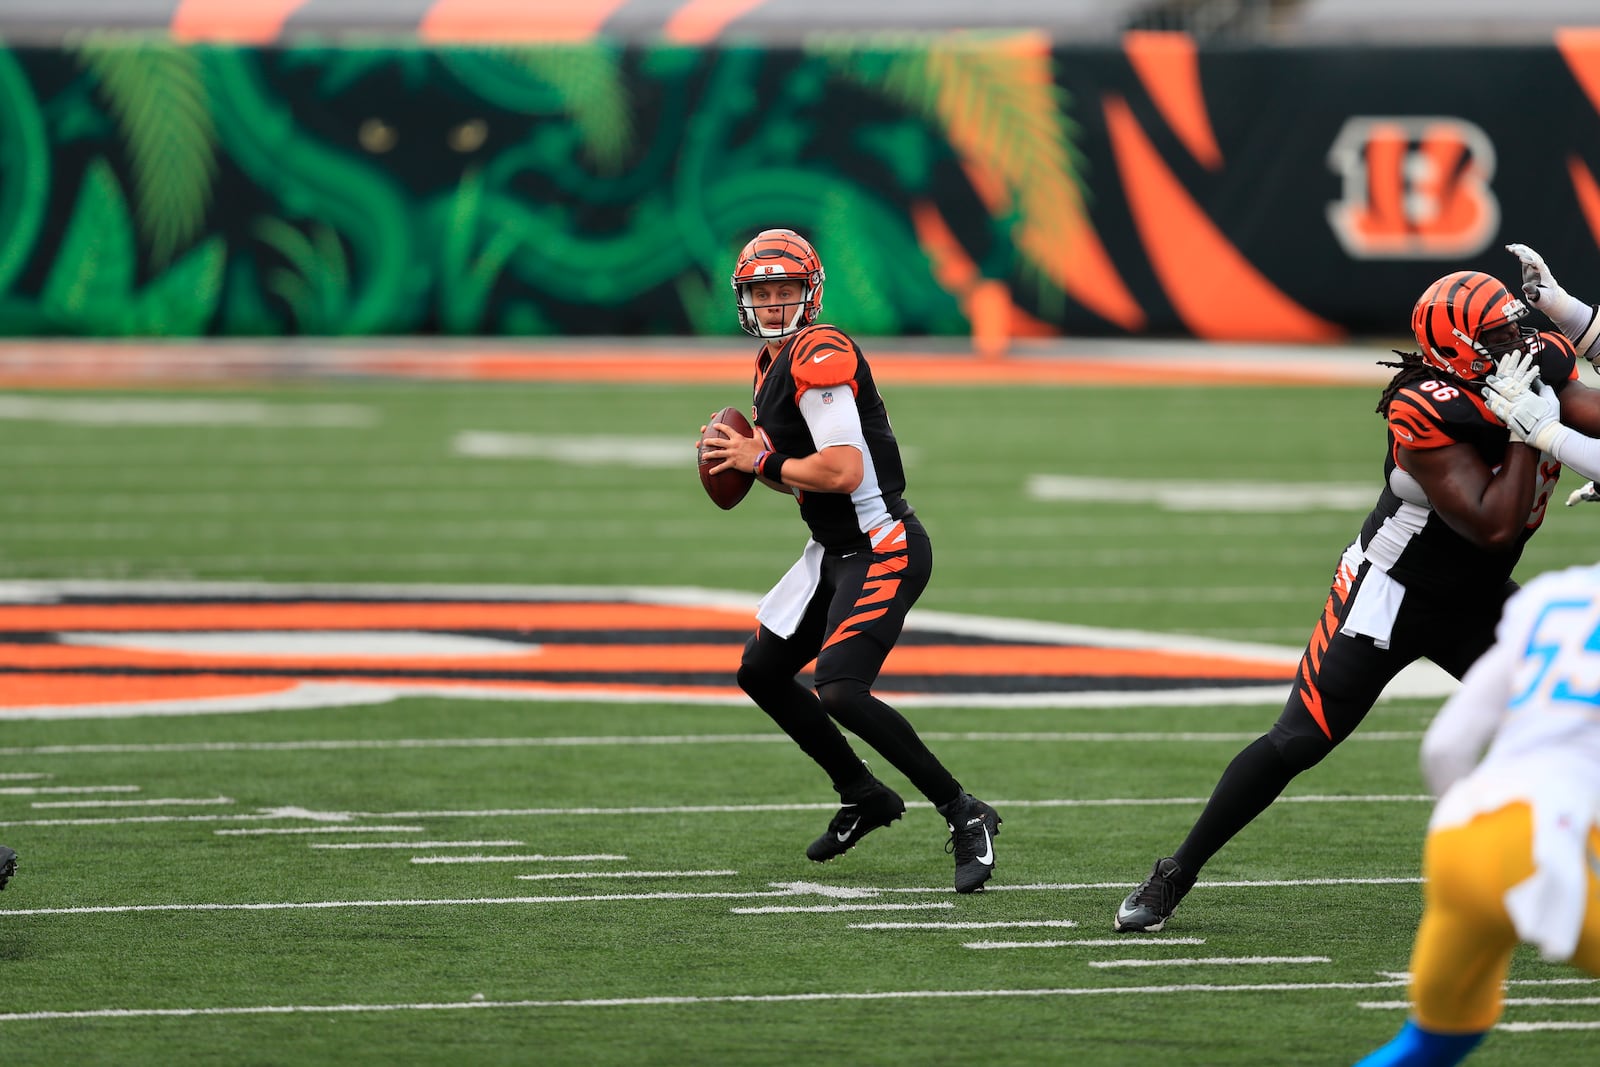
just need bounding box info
[1375,350,1474,416]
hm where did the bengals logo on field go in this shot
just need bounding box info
[0,582,1303,719]
[1326,116,1500,259]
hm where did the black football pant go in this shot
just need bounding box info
[1170,561,1513,880]
[737,516,963,808]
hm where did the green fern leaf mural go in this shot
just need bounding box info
[75,39,218,266]
[817,34,1142,329]
[441,45,632,174]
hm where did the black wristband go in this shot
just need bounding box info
[760,451,791,483]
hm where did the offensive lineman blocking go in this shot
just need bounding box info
[1115,244,1600,933]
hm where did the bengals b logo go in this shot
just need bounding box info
[1326,117,1500,259]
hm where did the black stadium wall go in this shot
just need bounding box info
[3,31,1600,340]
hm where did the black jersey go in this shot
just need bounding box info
[752,324,913,552]
[1357,331,1577,600]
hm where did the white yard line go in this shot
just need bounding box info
[311,840,523,850]
[1361,996,1600,1009]
[0,731,1423,757]
[513,870,734,881]
[0,784,133,794]
[410,853,625,864]
[1,796,1434,829]
[0,773,51,780]
[1090,956,1330,968]
[29,796,232,809]
[850,920,1081,930]
[214,826,426,835]
[731,903,956,914]
[0,979,1418,1023]
[966,938,1207,949]
[0,890,808,916]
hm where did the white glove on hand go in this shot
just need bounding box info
[1485,350,1540,405]
[1505,243,1566,308]
[1566,481,1600,506]
[1485,376,1562,450]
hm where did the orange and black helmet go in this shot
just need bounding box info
[1411,270,1531,380]
[731,228,825,338]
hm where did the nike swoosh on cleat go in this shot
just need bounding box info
[972,823,993,866]
[836,817,861,842]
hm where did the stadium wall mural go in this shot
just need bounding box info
[3,32,1600,340]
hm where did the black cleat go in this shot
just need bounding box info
[806,781,906,862]
[941,794,1001,893]
[0,845,16,891]
[1115,856,1189,932]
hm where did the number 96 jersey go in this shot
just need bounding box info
[1359,330,1579,601]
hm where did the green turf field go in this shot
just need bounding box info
[1,374,1596,1065]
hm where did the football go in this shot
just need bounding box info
[699,406,756,510]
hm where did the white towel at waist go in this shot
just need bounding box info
[756,539,825,638]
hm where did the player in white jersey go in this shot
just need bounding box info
[1356,562,1600,1066]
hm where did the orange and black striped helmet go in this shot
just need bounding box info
[731,228,825,339]
[1411,270,1531,380]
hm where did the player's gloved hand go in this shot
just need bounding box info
[1484,350,1540,405]
[1566,481,1600,506]
[1485,376,1562,449]
[1505,243,1569,309]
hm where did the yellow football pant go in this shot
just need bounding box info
[1408,801,1600,1034]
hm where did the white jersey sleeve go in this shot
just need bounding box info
[798,384,866,454]
[1420,639,1511,796]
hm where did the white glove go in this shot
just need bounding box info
[1485,349,1540,405]
[1566,481,1600,506]
[1505,242,1568,309]
[1485,377,1562,450]
[1504,242,1600,366]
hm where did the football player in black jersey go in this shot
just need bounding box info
[1115,245,1600,933]
[0,843,15,890]
[699,228,1001,893]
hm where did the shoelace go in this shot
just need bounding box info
[1129,873,1175,910]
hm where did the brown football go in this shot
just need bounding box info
[698,406,756,510]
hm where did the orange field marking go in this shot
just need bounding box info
[0,641,1291,680]
[0,602,754,632]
